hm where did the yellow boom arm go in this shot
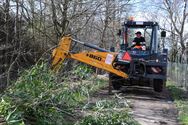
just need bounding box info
[51,36,128,78]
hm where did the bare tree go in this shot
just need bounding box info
[0,0,134,87]
[164,0,188,55]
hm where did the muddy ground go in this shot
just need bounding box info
[89,86,179,125]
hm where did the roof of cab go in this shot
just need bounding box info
[124,21,158,28]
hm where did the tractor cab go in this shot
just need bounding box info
[119,21,159,52]
[118,21,160,60]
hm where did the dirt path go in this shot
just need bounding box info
[90,86,179,125]
[121,87,179,125]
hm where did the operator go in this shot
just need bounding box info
[131,31,146,50]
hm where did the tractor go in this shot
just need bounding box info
[109,21,168,92]
[51,21,168,92]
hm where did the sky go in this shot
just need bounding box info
[130,0,188,33]
[130,0,164,21]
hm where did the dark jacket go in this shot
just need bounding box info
[132,37,146,47]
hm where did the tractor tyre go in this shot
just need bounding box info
[153,79,163,92]
[109,73,123,90]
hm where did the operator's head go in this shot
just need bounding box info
[135,31,142,38]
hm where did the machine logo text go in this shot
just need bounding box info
[86,54,102,61]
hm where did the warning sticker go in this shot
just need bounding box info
[105,54,113,65]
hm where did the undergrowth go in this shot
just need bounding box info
[79,111,139,125]
[0,62,105,125]
[77,98,139,125]
[167,81,188,125]
[0,62,138,125]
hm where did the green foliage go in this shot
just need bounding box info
[73,64,94,79]
[167,81,188,125]
[0,62,137,125]
[79,111,139,125]
[166,81,186,101]
[0,63,66,124]
[83,99,129,111]
[0,98,25,125]
[78,98,139,125]
[0,62,105,125]
[167,85,184,100]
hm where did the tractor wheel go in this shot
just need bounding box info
[109,73,123,90]
[153,79,163,92]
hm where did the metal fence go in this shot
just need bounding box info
[167,62,188,90]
